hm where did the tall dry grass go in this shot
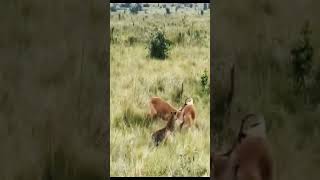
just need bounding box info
[213,0,320,179]
[0,0,107,179]
[110,4,210,177]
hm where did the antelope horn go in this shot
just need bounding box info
[219,113,257,157]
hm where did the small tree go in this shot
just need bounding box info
[204,3,208,10]
[201,69,209,93]
[111,5,117,12]
[290,21,313,94]
[175,6,179,12]
[120,3,131,8]
[129,3,142,14]
[148,31,171,60]
[166,8,170,15]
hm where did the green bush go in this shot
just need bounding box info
[200,69,209,93]
[203,3,208,10]
[120,3,131,8]
[111,5,117,12]
[290,21,313,94]
[130,4,142,14]
[166,8,170,15]
[147,31,171,60]
[143,4,150,7]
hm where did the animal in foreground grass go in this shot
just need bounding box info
[213,136,273,180]
[148,96,177,121]
[213,106,273,179]
[212,113,273,180]
[176,97,197,129]
[212,64,273,180]
[152,111,177,146]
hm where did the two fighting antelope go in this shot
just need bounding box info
[212,64,273,180]
[148,96,197,146]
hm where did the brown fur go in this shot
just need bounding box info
[177,104,197,129]
[152,111,177,146]
[148,96,177,121]
[213,64,273,180]
[213,136,273,180]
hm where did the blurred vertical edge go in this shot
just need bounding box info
[0,0,108,179]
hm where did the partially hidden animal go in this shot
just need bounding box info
[213,136,273,180]
[148,96,178,121]
[152,111,177,146]
[176,97,197,129]
[212,64,273,180]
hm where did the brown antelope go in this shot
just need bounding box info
[148,96,177,121]
[213,137,273,180]
[176,97,197,129]
[213,114,273,180]
[152,111,177,146]
[212,64,273,180]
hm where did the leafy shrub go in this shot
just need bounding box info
[200,69,209,93]
[143,3,150,7]
[166,8,170,15]
[175,6,180,12]
[111,5,117,12]
[147,31,171,60]
[130,3,142,14]
[203,3,208,10]
[290,21,313,94]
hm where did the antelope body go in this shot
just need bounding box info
[213,136,273,180]
[177,103,196,129]
[212,64,273,180]
[148,96,177,121]
[152,111,177,146]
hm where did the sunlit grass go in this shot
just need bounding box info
[110,7,210,177]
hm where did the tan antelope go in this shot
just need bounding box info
[213,138,273,180]
[213,114,273,180]
[148,96,178,121]
[176,97,197,129]
[212,64,273,180]
[151,111,177,146]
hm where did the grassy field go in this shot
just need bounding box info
[110,5,210,177]
[213,1,320,179]
[0,1,107,179]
